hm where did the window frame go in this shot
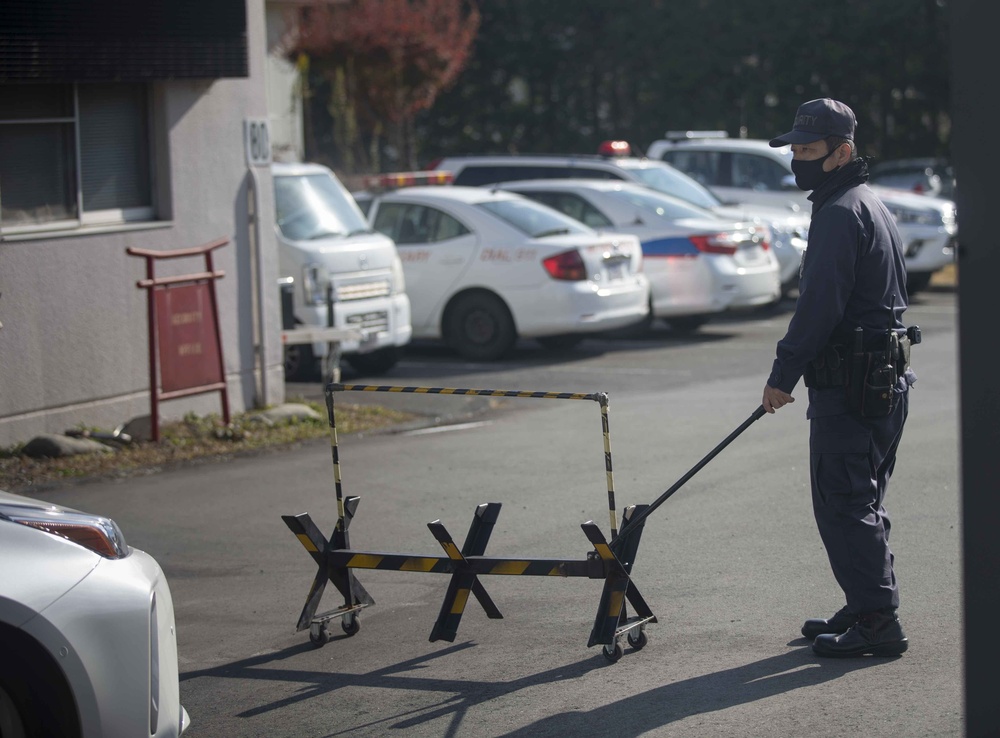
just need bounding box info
[0,82,156,236]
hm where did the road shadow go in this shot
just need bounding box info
[180,637,886,737]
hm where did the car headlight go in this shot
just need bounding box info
[0,502,130,559]
[302,263,328,305]
[884,203,943,227]
[940,201,957,230]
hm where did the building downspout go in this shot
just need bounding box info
[247,166,269,408]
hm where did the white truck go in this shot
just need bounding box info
[272,161,411,379]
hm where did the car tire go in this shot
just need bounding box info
[0,625,80,738]
[345,347,402,376]
[667,315,709,333]
[780,277,800,298]
[536,334,585,351]
[444,292,517,361]
[284,343,320,382]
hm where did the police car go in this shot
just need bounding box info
[428,146,810,296]
[494,179,781,332]
[646,133,957,293]
[366,181,650,360]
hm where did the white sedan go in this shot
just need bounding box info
[368,186,650,359]
[496,179,782,332]
[0,490,189,737]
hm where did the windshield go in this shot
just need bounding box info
[477,198,591,238]
[620,162,722,209]
[606,187,718,221]
[274,172,370,241]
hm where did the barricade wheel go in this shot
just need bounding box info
[627,630,648,650]
[309,623,331,647]
[342,614,360,636]
[603,642,624,663]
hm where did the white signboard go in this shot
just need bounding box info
[244,118,272,167]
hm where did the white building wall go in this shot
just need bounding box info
[265,2,305,163]
[0,0,285,448]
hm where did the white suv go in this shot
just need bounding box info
[430,152,809,295]
[646,134,957,293]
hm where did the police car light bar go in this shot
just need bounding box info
[597,140,632,157]
[364,170,454,191]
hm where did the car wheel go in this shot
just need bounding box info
[444,292,516,361]
[536,334,584,351]
[0,683,28,738]
[284,343,320,382]
[906,272,933,295]
[345,347,402,376]
[0,625,80,737]
[667,315,709,333]
[780,277,800,298]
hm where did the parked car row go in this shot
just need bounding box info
[275,134,954,377]
[359,168,785,358]
[431,150,809,296]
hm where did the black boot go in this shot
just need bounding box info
[812,609,908,657]
[801,606,857,640]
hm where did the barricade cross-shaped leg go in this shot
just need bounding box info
[584,506,657,649]
[428,502,504,642]
[282,508,374,632]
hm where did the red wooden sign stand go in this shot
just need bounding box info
[127,238,231,442]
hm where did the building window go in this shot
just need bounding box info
[0,83,153,232]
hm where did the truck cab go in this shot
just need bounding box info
[272,162,411,379]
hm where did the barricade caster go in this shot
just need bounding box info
[603,621,649,663]
[308,610,361,647]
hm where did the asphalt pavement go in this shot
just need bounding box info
[35,286,962,738]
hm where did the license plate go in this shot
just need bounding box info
[606,262,626,281]
[346,311,388,326]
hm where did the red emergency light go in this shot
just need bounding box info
[597,140,632,157]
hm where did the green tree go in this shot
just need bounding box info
[415,0,950,163]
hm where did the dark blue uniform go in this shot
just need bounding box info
[767,157,914,615]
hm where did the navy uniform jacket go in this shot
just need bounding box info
[767,157,913,414]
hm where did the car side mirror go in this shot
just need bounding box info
[780,174,799,191]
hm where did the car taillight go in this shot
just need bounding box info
[543,250,587,281]
[688,234,738,255]
[752,226,771,251]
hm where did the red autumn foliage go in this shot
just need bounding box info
[287,0,480,125]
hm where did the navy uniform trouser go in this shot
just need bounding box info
[808,387,909,614]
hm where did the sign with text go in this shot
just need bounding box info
[244,118,272,167]
[155,282,223,393]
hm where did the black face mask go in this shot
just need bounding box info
[790,148,836,191]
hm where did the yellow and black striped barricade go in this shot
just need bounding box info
[282,382,655,663]
[282,502,656,663]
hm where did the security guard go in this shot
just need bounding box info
[762,98,916,657]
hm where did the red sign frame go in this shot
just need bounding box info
[127,238,231,441]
